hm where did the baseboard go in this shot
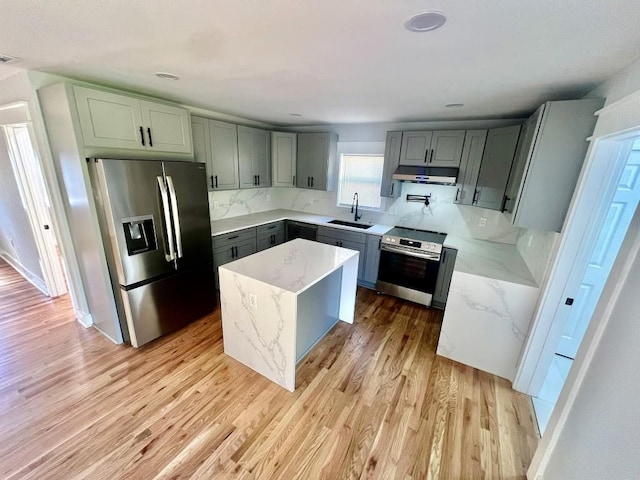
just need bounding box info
[74,310,93,328]
[0,250,49,296]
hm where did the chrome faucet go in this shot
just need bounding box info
[351,193,362,222]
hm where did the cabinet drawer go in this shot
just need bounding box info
[212,227,256,250]
[317,225,366,244]
[256,221,285,237]
[257,230,285,251]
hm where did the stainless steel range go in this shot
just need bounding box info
[376,227,447,307]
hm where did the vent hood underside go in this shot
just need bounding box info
[392,165,458,185]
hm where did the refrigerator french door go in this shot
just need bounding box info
[90,158,215,347]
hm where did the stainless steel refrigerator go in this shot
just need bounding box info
[89,158,215,347]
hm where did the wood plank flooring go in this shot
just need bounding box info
[0,259,538,479]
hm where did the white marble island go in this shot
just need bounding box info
[218,239,359,391]
[437,237,540,382]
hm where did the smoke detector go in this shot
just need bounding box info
[0,53,20,64]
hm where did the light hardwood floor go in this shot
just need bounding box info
[0,259,538,479]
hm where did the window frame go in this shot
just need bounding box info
[335,142,386,212]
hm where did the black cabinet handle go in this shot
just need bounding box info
[311,177,314,188]
[147,127,153,147]
[215,175,218,188]
[390,183,394,195]
[139,126,145,146]
[501,195,510,212]
[429,149,434,163]
[229,235,239,240]
[472,189,479,205]
[293,175,295,185]
[424,148,428,163]
[455,188,459,202]
[307,177,310,187]
[210,176,214,189]
[258,175,260,185]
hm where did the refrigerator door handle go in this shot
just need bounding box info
[157,176,176,262]
[166,176,183,259]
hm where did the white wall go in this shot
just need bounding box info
[0,73,45,286]
[587,54,640,106]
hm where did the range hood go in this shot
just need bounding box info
[392,165,459,185]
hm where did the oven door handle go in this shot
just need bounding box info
[381,244,440,261]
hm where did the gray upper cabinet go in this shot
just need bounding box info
[455,130,487,206]
[506,98,603,232]
[380,131,402,198]
[191,116,240,190]
[272,132,297,188]
[238,126,271,188]
[296,132,338,191]
[399,130,465,167]
[74,85,192,154]
[474,125,522,210]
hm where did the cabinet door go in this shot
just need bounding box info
[73,86,146,150]
[363,235,381,285]
[455,130,487,205]
[297,133,327,190]
[191,116,214,188]
[140,100,192,154]
[238,126,271,189]
[209,120,240,190]
[429,130,466,167]
[474,125,521,210]
[433,247,457,308]
[503,107,544,215]
[399,131,432,165]
[235,238,258,259]
[380,131,402,198]
[340,239,366,279]
[272,132,297,187]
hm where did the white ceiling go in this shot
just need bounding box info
[1,0,639,126]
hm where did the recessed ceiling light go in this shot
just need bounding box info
[289,113,303,117]
[155,72,179,80]
[0,52,20,64]
[405,11,447,32]
[446,103,464,108]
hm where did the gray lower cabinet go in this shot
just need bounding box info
[212,227,257,287]
[256,221,286,251]
[455,130,487,205]
[296,132,338,191]
[238,126,271,188]
[380,131,402,198]
[473,125,522,210]
[317,226,366,279]
[432,247,458,309]
[363,235,382,286]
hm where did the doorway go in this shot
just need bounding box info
[0,105,68,298]
[516,130,640,433]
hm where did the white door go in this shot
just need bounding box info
[556,142,640,358]
[140,100,192,154]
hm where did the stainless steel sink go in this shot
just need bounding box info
[327,219,373,230]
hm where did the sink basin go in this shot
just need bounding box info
[327,219,373,230]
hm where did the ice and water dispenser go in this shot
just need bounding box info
[122,215,157,255]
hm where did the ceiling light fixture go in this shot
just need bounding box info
[445,103,464,108]
[0,52,20,64]
[155,72,179,80]
[405,11,447,32]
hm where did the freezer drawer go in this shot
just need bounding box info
[121,262,216,347]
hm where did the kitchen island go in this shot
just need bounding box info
[218,238,359,391]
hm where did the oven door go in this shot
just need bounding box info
[376,245,440,306]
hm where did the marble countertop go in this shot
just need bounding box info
[444,236,537,287]
[210,209,393,236]
[219,238,359,294]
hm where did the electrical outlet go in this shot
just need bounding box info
[266,194,271,202]
[309,197,315,205]
[431,195,437,202]
[213,200,219,209]
[479,217,488,227]
[249,293,257,308]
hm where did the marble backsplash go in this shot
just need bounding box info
[208,181,521,244]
